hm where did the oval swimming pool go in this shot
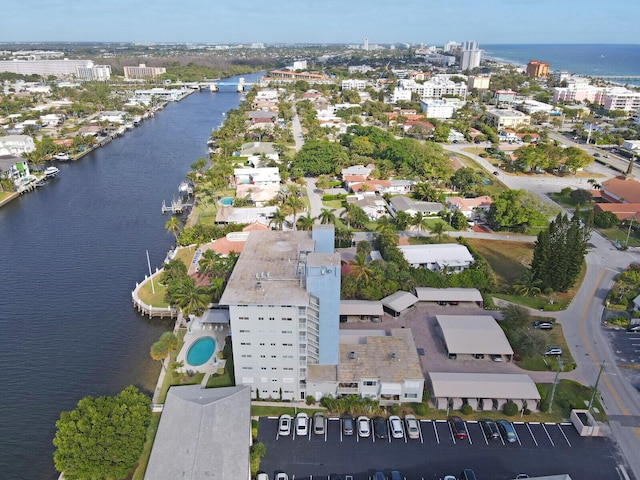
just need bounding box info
[219,197,233,206]
[186,337,216,366]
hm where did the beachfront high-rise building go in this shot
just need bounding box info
[460,41,482,71]
[219,225,341,401]
[124,64,167,79]
[0,59,111,80]
[364,37,369,51]
[526,60,550,78]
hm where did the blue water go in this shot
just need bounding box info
[483,44,640,86]
[186,337,216,366]
[0,71,263,480]
[220,196,233,206]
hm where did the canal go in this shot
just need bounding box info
[0,72,262,479]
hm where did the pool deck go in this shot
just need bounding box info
[175,317,228,377]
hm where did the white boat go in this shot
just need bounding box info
[35,179,47,187]
[44,166,60,178]
[54,153,70,161]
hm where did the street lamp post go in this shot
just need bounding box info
[547,357,564,413]
[625,218,635,247]
[588,361,606,411]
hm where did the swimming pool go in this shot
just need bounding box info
[219,197,233,206]
[186,337,216,366]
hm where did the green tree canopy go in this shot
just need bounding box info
[53,386,151,480]
[292,140,348,176]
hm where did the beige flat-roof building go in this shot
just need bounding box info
[429,372,540,412]
[436,315,514,361]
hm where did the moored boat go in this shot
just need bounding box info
[44,166,60,178]
[54,153,70,161]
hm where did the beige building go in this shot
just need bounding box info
[124,64,167,79]
[485,108,531,129]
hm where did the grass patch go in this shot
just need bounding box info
[206,339,235,388]
[137,278,168,307]
[517,322,575,372]
[538,379,607,422]
[599,227,640,248]
[493,293,549,310]
[465,239,534,285]
[549,191,596,210]
[157,329,204,403]
[323,199,343,209]
[131,413,161,480]
[407,235,457,245]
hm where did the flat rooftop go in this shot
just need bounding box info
[436,315,514,355]
[338,328,423,383]
[219,230,314,306]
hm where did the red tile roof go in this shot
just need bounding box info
[601,176,640,204]
[594,202,640,221]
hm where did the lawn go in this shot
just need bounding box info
[131,413,161,480]
[156,329,205,403]
[537,379,607,422]
[250,405,324,417]
[465,239,534,285]
[599,226,640,248]
[137,277,169,307]
[516,322,575,372]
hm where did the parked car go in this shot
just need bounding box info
[278,414,291,436]
[515,475,530,479]
[627,323,640,332]
[497,419,517,443]
[256,472,269,480]
[373,416,388,439]
[341,414,354,436]
[448,415,468,439]
[544,346,563,356]
[313,412,326,435]
[357,415,371,437]
[295,412,308,436]
[594,152,601,157]
[533,320,553,330]
[275,473,289,480]
[389,415,404,439]
[404,414,420,439]
[390,471,402,480]
[460,469,477,480]
[443,476,457,480]
[480,418,500,439]
[491,354,503,362]
[372,472,386,480]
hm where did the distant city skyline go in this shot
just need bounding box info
[2,0,638,45]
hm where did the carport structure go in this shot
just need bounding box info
[428,372,541,412]
[381,291,419,317]
[339,300,384,323]
[436,314,514,361]
[415,287,483,306]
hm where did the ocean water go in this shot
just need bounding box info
[483,44,640,86]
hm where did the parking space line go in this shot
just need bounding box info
[465,422,472,445]
[558,424,572,447]
[419,422,424,444]
[479,423,488,445]
[526,423,539,446]
[433,420,440,444]
[541,423,555,446]
[514,423,522,446]
[447,421,456,444]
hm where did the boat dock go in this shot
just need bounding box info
[161,197,193,214]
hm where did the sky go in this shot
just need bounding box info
[1,0,639,45]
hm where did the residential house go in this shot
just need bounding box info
[233,167,280,186]
[388,195,444,216]
[398,244,474,272]
[0,135,35,155]
[447,195,493,220]
[0,154,30,183]
[346,193,388,220]
[342,165,373,177]
[485,108,531,129]
[99,111,126,124]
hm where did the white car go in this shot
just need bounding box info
[389,415,404,439]
[295,412,308,436]
[256,473,269,480]
[357,415,370,437]
[275,473,289,480]
[404,414,420,439]
[278,414,291,436]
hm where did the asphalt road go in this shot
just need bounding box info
[258,416,627,480]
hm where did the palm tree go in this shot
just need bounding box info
[285,195,304,230]
[198,250,226,278]
[269,208,286,230]
[296,212,315,231]
[350,253,373,285]
[318,208,337,225]
[173,279,210,317]
[165,216,182,243]
[429,222,448,242]
[411,212,429,233]
[375,216,395,234]
[512,269,543,297]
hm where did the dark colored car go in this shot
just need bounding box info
[448,415,468,439]
[627,323,640,332]
[373,416,388,439]
[497,419,517,443]
[341,414,354,436]
[480,418,500,439]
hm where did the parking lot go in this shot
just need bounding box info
[257,415,630,480]
[603,326,640,392]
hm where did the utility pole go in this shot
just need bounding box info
[548,357,564,413]
[588,361,606,411]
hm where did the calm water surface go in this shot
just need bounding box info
[0,72,261,479]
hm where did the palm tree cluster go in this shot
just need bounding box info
[150,331,179,370]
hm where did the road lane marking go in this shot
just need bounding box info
[558,424,572,447]
[541,423,555,446]
[526,423,539,446]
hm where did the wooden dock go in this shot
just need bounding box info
[162,197,193,214]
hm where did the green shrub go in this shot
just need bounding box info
[523,408,531,416]
[503,401,518,416]
[461,404,473,415]
[607,315,630,327]
[305,395,316,406]
[414,402,429,416]
[390,404,401,415]
[251,419,258,440]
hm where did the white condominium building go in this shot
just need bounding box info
[219,226,341,401]
[0,59,109,79]
[124,64,167,79]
